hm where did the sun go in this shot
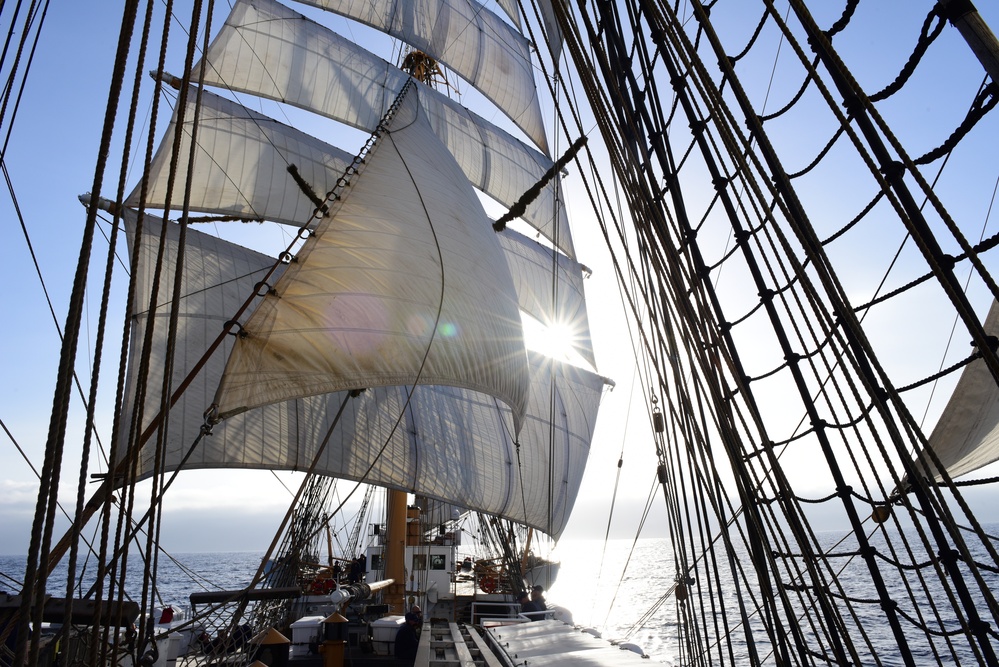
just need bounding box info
[523,315,586,366]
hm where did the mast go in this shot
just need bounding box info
[519,527,535,576]
[370,50,446,618]
[939,0,999,82]
[384,489,408,614]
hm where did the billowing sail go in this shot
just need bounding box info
[109,0,605,541]
[914,300,999,480]
[117,209,605,537]
[213,86,530,431]
[191,0,573,258]
[128,88,593,369]
[295,0,549,152]
[115,202,282,457]
[124,89,352,225]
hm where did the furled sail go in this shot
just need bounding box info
[191,0,574,258]
[116,210,605,537]
[212,85,530,431]
[294,0,549,153]
[124,90,352,225]
[913,300,999,480]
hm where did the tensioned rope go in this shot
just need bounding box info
[547,0,999,664]
[9,0,144,663]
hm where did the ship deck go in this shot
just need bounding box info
[418,618,657,667]
[275,618,659,667]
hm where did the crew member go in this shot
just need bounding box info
[395,612,421,662]
[531,585,547,612]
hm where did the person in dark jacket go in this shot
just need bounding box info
[531,585,548,611]
[349,555,366,583]
[517,590,540,618]
[395,612,421,662]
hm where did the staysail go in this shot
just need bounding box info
[211,84,529,428]
[913,299,999,480]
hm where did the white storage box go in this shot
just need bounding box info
[370,615,405,643]
[289,615,324,658]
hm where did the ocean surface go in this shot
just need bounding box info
[2,530,996,665]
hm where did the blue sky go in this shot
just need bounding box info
[2,0,999,567]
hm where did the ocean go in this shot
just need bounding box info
[2,530,996,665]
[3,541,678,659]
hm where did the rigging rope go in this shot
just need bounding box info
[547,0,999,663]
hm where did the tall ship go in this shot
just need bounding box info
[2,1,999,666]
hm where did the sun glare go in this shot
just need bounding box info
[523,315,586,366]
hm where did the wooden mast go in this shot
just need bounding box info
[938,0,999,83]
[519,527,534,576]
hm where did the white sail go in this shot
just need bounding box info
[116,204,282,458]
[915,300,999,480]
[124,89,352,226]
[294,0,549,152]
[492,0,521,30]
[193,0,574,258]
[118,211,604,537]
[124,90,593,375]
[534,0,564,61]
[213,86,530,430]
[512,350,605,535]
[412,497,465,527]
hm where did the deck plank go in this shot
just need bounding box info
[461,624,504,667]
[448,623,477,666]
